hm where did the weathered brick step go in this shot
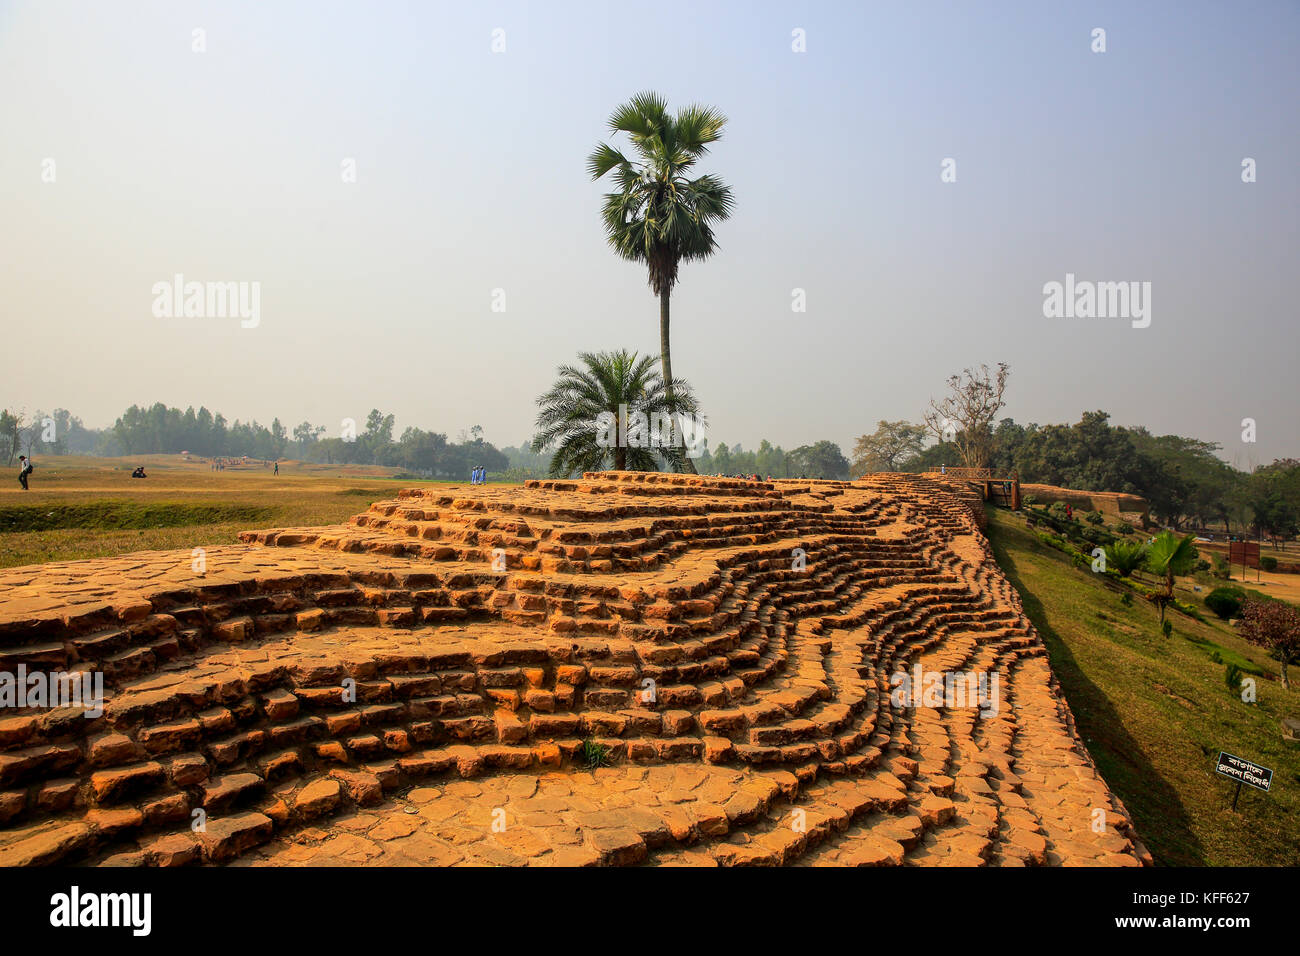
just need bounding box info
[649,770,912,867]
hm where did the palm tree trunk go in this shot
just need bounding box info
[660,289,697,475]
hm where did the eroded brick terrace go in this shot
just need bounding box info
[0,472,1150,867]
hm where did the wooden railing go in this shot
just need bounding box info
[924,467,994,480]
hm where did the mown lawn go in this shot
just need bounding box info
[986,506,1300,866]
[0,456,516,567]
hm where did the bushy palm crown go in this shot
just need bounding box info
[1103,539,1147,577]
[531,350,702,478]
[1144,531,1199,624]
[587,92,735,297]
[1145,531,1199,581]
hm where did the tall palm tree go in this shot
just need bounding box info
[531,350,703,477]
[587,91,735,474]
[1144,531,1199,626]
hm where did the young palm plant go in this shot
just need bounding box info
[530,350,703,478]
[1144,531,1199,627]
[587,91,734,473]
[1103,539,1148,577]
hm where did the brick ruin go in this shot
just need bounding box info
[0,472,1150,866]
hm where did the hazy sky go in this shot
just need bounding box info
[2,0,1296,467]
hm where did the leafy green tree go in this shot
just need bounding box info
[531,350,702,477]
[1144,531,1199,626]
[851,420,926,473]
[712,442,732,474]
[756,439,785,479]
[1249,460,1300,550]
[293,421,325,453]
[270,418,288,458]
[588,92,734,473]
[790,441,851,479]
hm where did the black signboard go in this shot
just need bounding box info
[1215,751,1273,804]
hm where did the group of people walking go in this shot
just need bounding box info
[469,465,488,484]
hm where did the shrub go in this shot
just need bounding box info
[1116,521,1134,535]
[1212,554,1231,580]
[1225,662,1243,690]
[1261,556,1278,572]
[1087,511,1105,525]
[1048,503,1069,523]
[1205,586,1247,620]
[1082,527,1107,545]
[1162,620,1173,639]
[1195,559,1211,573]
[1120,592,1133,607]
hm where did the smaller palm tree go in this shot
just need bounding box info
[1144,531,1199,627]
[1104,539,1147,577]
[531,350,703,477]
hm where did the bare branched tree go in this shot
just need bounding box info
[922,363,1010,470]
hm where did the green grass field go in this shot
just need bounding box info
[0,455,513,568]
[986,506,1299,866]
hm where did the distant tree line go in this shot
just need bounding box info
[694,439,851,479]
[0,403,512,481]
[855,410,1299,543]
[0,408,103,463]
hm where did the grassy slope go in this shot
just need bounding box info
[986,507,1299,866]
[0,457,516,568]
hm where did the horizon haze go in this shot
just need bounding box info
[2,0,1297,469]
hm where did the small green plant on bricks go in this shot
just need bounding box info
[578,739,612,770]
